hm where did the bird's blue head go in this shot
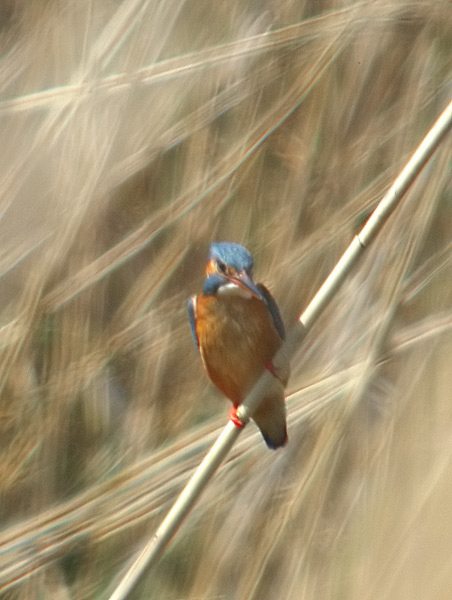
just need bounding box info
[209,242,254,274]
[203,242,263,299]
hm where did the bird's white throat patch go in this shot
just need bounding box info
[217,282,252,299]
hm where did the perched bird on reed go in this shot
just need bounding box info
[188,242,289,449]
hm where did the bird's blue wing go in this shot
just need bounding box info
[187,296,200,349]
[257,284,286,340]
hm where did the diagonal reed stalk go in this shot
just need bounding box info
[107,99,452,600]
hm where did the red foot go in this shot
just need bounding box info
[265,360,277,377]
[229,406,245,429]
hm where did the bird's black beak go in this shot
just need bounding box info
[232,271,264,301]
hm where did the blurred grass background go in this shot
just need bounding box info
[0,0,451,598]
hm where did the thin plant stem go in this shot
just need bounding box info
[108,99,451,600]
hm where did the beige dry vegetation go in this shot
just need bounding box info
[0,0,451,598]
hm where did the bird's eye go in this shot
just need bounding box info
[217,261,227,274]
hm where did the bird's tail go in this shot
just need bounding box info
[252,349,290,449]
[252,387,287,450]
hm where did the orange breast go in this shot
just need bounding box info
[195,294,282,405]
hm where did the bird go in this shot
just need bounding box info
[187,241,289,449]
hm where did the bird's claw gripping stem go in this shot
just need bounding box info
[229,406,245,429]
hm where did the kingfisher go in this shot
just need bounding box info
[187,242,289,449]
